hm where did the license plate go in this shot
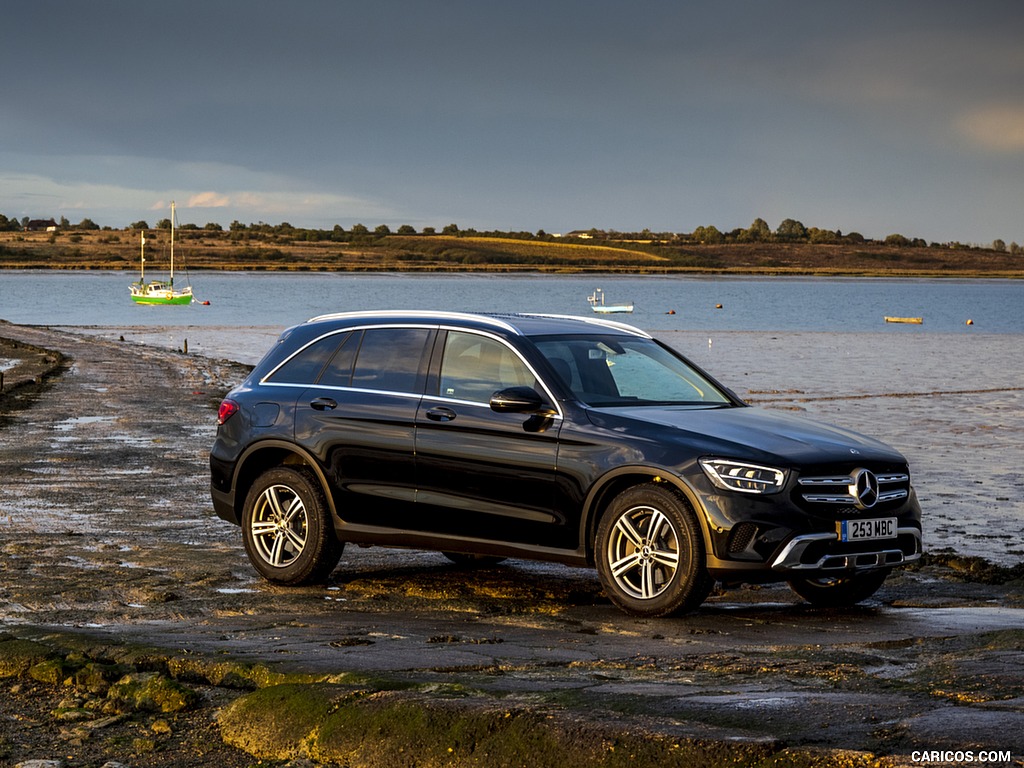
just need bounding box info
[837,517,897,542]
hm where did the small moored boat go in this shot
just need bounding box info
[884,316,923,325]
[588,288,634,314]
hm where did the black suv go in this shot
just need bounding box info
[211,311,922,616]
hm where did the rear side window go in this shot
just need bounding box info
[317,331,360,387]
[266,333,346,384]
[351,328,431,393]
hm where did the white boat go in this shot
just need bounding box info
[130,201,194,305]
[588,288,634,314]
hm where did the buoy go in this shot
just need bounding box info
[966,319,974,325]
[715,303,723,309]
[202,300,211,305]
[666,309,676,315]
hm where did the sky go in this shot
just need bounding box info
[2,1,1022,244]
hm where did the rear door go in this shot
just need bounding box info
[295,326,434,527]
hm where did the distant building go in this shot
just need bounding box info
[25,218,58,232]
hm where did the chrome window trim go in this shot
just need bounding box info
[261,322,563,418]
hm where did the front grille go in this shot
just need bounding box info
[794,466,910,517]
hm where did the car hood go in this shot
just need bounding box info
[587,404,906,466]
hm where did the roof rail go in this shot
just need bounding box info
[522,313,651,338]
[305,310,521,334]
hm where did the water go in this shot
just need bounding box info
[1,270,1022,334]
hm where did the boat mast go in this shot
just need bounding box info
[139,231,146,284]
[169,200,175,288]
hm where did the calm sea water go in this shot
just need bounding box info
[1,270,1022,334]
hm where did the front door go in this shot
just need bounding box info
[413,330,566,547]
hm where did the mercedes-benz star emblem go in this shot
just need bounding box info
[849,468,879,509]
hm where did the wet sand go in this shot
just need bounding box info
[1,322,1022,766]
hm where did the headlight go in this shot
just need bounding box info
[700,458,788,494]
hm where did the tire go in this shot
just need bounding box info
[242,466,343,586]
[595,483,712,617]
[442,552,507,567]
[788,569,889,607]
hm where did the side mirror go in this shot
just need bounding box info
[489,386,554,415]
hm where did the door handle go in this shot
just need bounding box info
[425,406,457,422]
[310,397,338,411]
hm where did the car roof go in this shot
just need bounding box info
[303,310,651,339]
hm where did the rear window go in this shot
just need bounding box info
[351,328,432,393]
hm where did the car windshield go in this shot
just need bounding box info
[532,335,732,407]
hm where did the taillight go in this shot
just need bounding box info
[217,399,239,425]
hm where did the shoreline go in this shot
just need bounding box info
[3,263,1024,279]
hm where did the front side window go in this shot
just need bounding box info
[533,335,730,407]
[439,331,536,404]
[351,328,432,393]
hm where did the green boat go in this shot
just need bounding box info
[130,201,193,305]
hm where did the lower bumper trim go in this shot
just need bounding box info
[771,527,922,572]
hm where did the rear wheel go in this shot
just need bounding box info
[595,483,712,617]
[788,569,889,607]
[242,466,343,585]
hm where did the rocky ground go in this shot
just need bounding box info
[1,323,1022,768]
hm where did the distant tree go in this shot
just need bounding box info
[1010,242,1021,256]
[76,218,100,230]
[129,220,150,230]
[350,223,369,235]
[808,227,839,244]
[776,218,807,241]
[992,239,1007,252]
[739,218,771,242]
[691,225,724,244]
[845,231,865,244]
[229,220,247,232]
[59,216,70,228]
[204,222,223,231]
[21,216,30,228]
[421,226,436,235]
[156,218,172,230]
[374,224,392,236]
[885,233,910,247]
[397,224,416,235]
[441,223,460,235]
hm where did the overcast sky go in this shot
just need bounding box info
[2,1,1022,243]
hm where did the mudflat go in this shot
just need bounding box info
[1,323,1022,767]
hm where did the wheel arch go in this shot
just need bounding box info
[580,466,714,566]
[231,440,336,521]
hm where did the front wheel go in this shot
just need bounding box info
[595,483,712,617]
[242,466,343,585]
[788,569,889,607]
